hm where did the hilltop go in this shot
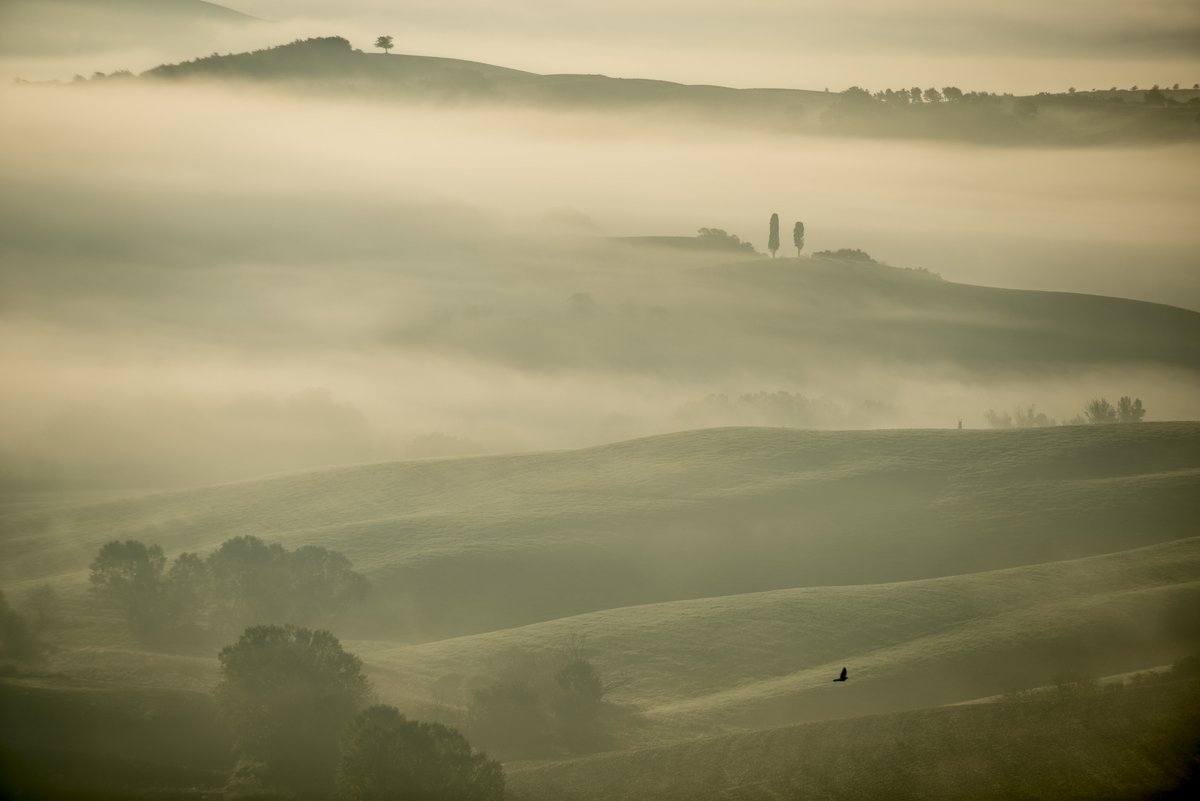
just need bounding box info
[130,37,1200,145]
[440,249,1200,376]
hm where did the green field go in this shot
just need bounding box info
[505,678,1200,801]
[3,423,1199,798]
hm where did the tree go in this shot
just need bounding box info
[205,535,291,630]
[468,680,551,759]
[909,86,923,103]
[1084,398,1118,424]
[162,552,209,637]
[553,658,606,753]
[88,535,370,646]
[374,35,394,55]
[284,545,370,624]
[1013,404,1056,428]
[923,87,943,103]
[696,227,755,253]
[1117,396,1146,422]
[216,624,370,797]
[336,705,504,801]
[1144,87,1168,106]
[768,213,780,258]
[942,86,963,101]
[89,540,167,637]
[792,221,805,257]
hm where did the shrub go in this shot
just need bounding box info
[216,625,370,797]
[337,705,503,801]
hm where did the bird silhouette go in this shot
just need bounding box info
[833,667,848,682]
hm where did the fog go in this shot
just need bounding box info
[194,1,1200,92]
[2,18,1200,799]
[1,78,1198,489]
[4,1,1198,92]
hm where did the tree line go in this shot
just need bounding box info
[82,536,514,798]
[985,396,1147,429]
[78,534,619,796]
[466,640,613,760]
[766,213,805,258]
[217,623,503,800]
[88,535,368,647]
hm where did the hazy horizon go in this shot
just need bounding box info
[2,74,1199,489]
[1,5,1199,798]
[2,0,1198,94]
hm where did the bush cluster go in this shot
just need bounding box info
[468,649,609,759]
[89,535,367,646]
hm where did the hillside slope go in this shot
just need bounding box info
[4,425,1198,638]
[358,537,1200,735]
[0,0,257,56]
[403,252,1200,376]
[136,37,1200,144]
[505,678,1200,801]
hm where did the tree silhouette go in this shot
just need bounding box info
[1116,396,1146,422]
[469,680,551,759]
[942,86,964,101]
[374,35,394,55]
[924,87,943,103]
[553,658,606,753]
[1084,398,1118,424]
[336,705,504,801]
[793,221,805,257]
[768,213,780,258]
[89,540,167,637]
[217,624,370,797]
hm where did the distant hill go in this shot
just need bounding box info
[5,424,1197,638]
[385,250,1200,376]
[133,37,1200,144]
[0,0,258,56]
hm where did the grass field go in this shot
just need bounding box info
[3,423,1198,798]
[5,424,1197,635]
[504,677,1200,801]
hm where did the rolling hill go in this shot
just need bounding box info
[356,536,1200,738]
[504,676,1200,801]
[398,250,1200,376]
[134,37,1200,144]
[2,423,1198,798]
[4,424,1197,640]
[0,0,258,56]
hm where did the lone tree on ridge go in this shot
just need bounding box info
[768,213,780,258]
[375,35,394,55]
[793,221,805,257]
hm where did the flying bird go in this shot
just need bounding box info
[833,667,848,682]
